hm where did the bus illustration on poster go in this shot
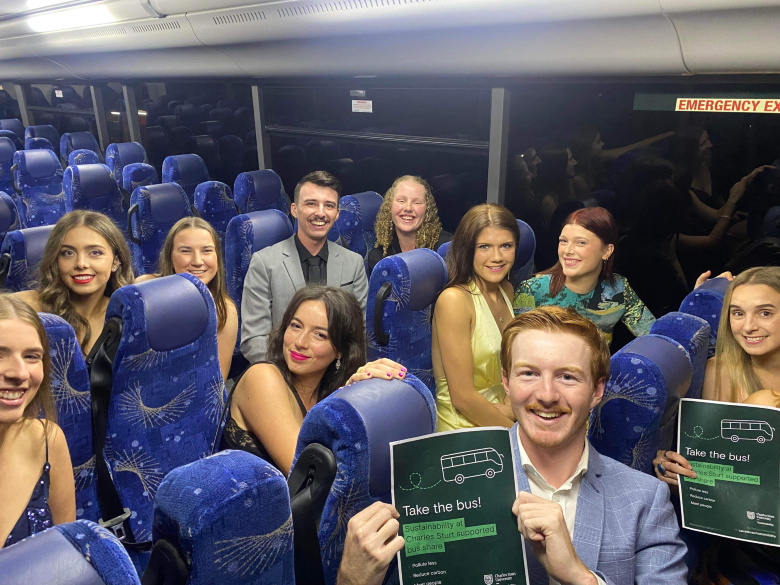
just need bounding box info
[440,448,504,484]
[720,419,775,443]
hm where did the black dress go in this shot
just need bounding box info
[366,231,452,277]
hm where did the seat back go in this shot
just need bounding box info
[0,136,16,195]
[0,520,140,585]
[63,164,125,231]
[25,125,60,156]
[93,274,224,560]
[105,142,147,188]
[0,224,55,291]
[0,129,23,151]
[650,312,710,400]
[334,195,364,257]
[679,277,730,358]
[12,149,66,227]
[366,249,447,391]
[128,183,192,275]
[25,136,55,152]
[40,313,97,523]
[149,451,294,585]
[350,191,383,252]
[0,118,24,138]
[233,169,288,215]
[193,181,237,250]
[589,334,692,473]
[60,132,101,164]
[162,154,208,206]
[292,375,436,585]
[0,190,20,242]
[121,163,159,196]
[68,149,101,167]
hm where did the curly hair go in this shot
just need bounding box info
[37,210,134,354]
[374,176,442,255]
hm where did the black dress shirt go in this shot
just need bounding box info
[294,233,329,285]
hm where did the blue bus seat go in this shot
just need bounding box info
[68,149,100,167]
[679,277,730,358]
[60,132,101,165]
[233,169,288,215]
[162,154,208,207]
[0,224,55,291]
[193,181,237,251]
[25,125,60,156]
[64,164,125,231]
[650,312,710,400]
[12,149,66,228]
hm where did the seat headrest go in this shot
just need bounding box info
[0,131,22,151]
[236,170,283,206]
[61,132,99,154]
[122,163,158,193]
[514,218,536,269]
[691,276,730,297]
[106,142,146,170]
[68,149,100,166]
[132,274,210,351]
[246,209,293,251]
[66,164,116,199]
[0,191,18,233]
[25,124,59,141]
[164,153,208,181]
[140,183,191,224]
[14,149,62,178]
[188,135,218,154]
[0,118,24,138]
[351,191,383,230]
[22,225,56,265]
[374,249,448,311]
[25,136,54,152]
[0,137,15,161]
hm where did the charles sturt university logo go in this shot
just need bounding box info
[747,511,756,520]
[484,575,494,585]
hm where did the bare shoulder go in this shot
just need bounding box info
[744,389,780,408]
[13,289,40,311]
[225,297,238,317]
[434,286,474,319]
[235,363,288,399]
[134,273,158,284]
[500,280,514,298]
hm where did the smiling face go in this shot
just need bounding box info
[0,318,44,425]
[729,284,780,357]
[472,226,516,285]
[558,223,613,282]
[57,225,118,297]
[283,300,339,378]
[503,329,604,450]
[171,228,218,285]
[391,180,427,238]
[291,182,339,245]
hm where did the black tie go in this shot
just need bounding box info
[307,256,323,284]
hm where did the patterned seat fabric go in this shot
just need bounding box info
[0,520,140,585]
[151,451,294,584]
[367,249,447,392]
[589,334,692,474]
[106,143,148,190]
[0,225,54,291]
[60,132,101,164]
[68,149,100,167]
[162,154,208,207]
[334,195,364,257]
[193,181,237,250]
[293,375,436,585]
[128,183,192,275]
[679,277,730,358]
[350,191,383,252]
[25,125,60,156]
[122,163,158,196]
[0,190,20,242]
[650,312,710,400]
[39,313,97,523]
[0,136,16,196]
[0,129,23,151]
[12,149,66,228]
[0,118,25,139]
[64,164,125,231]
[25,137,55,152]
[96,274,225,571]
[233,169,289,215]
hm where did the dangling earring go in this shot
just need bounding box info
[335,357,341,370]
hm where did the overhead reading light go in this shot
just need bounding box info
[27,5,115,33]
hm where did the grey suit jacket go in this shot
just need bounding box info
[240,235,368,364]
[510,425,688,585]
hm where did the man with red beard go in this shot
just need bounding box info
[501,306,687,585]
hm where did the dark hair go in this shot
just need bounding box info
[542,206,618,296]
[293,170,342,204]
[266,285,366,402]
[535,145,572,204]
[569,124,599,189]
[445,204,519,289]
[668,126,706,176]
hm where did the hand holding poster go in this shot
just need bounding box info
[391,427,528,585]
[677,398,780,546]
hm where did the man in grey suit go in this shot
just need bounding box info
[240,170,368,364]
[501,306,687,585]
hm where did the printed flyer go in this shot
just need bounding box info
[391,427,528,585]
[678,398,780,547]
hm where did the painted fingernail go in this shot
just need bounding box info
[401,367,407,372]
[400,372,405,377]
[387,372,392,377]
[367,372,372,377]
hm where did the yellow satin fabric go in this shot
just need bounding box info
[435,281,513,431]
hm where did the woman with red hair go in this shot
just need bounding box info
[514,207,655,347]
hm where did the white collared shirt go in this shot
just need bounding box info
[516,429,605,585]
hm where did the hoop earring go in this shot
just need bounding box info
[335,357,341,371]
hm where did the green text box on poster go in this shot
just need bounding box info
[391,428,528,585]
[678,399,780,547]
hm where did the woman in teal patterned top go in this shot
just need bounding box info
[514,207,655,346]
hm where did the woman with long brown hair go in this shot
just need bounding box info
[14,210,134,355]
[136,216,238,381]
[432,203,519,431]
[0,294,75,548]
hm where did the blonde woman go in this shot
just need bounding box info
[0,294,76,548]
[14,210,134,355]
[365,176,449,277]
[136,217,238,381]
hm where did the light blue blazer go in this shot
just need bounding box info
[510,424,688,585]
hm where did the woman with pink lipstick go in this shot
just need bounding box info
[514,206,655,348]
[366,175,450,277]
[136,217,238,382]
[219,285,406,474]
[13,211,133,356]
[432,204,519,431]
[0,295,75,548]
